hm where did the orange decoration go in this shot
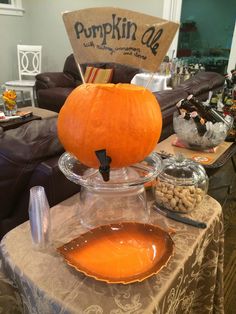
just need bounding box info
[57,222,174,284]
[57,83,162,168]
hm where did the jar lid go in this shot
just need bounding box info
[160,154,207,186]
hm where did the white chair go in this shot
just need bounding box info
[4,45,42,107]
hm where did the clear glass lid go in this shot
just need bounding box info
[58,152,162,191]
[160,154,208,187]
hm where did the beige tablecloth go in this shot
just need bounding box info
[0,194,224,314]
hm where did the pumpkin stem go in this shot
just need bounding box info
[95,149,112,182]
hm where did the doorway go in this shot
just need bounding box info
[176,0,235,75]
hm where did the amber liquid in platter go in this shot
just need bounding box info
[68,230,167,279]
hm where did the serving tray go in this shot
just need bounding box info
[57,222,174,284]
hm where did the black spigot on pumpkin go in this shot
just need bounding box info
[95,149,112,182]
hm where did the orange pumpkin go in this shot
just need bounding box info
[57,83,162,169]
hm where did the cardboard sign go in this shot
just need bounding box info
[63,7,179,77]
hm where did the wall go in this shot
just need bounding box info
[0,0,30,85]
[25,0,164,74]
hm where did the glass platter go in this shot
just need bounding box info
[58,152,162,191]
[57,222,174,284]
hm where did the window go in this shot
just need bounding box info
[0,0,24,16]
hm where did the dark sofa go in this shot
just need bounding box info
[0,118,80,240]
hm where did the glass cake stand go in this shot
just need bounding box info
[58,152,162,228]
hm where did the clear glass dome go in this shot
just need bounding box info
[59,152,162,228]
[154,154,208,213]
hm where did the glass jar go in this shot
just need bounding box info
[3,101,18,116]
[154,154,208,213]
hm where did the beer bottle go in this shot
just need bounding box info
[190,111,207,136]
[224,73,233,89]
[177,98,196,112]
[188,95,226,124]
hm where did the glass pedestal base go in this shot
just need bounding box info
[59,152,162,228]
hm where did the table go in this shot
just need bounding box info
[155,134,235,168]
[0,106,58,131]
[0,114,41,131]
[20,106,58,120]
[0,193,224,314]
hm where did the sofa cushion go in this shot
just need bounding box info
[63,54,82,80]
[37,87,74,112]
[0,118,63,220]
[35,72,77,89]
[26,156,80,208]
[174,71,224,97]
[154,89,188,109]
[63,54,107,81]
[84,66,113,83]
[105,63,140,83]
[175,76,210,96]
[194,71,225,89]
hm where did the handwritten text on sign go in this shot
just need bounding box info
[63,7,179,72]
[74,14,163,56]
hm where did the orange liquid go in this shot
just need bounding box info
[68,229,166,279]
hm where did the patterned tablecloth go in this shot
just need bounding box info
[0,193,224,314]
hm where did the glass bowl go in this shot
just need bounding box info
[154,154,208,213]
[57,222,174,284]
[173,111,232,150]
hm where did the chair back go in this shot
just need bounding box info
[17,45,42,80]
